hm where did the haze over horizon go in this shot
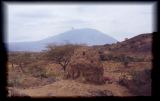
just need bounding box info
[5,2,155,43]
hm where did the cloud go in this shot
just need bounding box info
[5,2,155,42]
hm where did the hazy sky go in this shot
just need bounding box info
[5,2,155,42]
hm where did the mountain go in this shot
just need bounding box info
[7,28,117,52]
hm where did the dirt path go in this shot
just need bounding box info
[14,80,132,97]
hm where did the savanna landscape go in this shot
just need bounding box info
[6,3,154,97]
[7,33,152,97]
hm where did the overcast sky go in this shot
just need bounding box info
[5,2,155,42]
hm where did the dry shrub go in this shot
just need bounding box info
[8,71,40,88]
[8,72,25,87]
[8,60,57,88]
[66,46,105,84]
[119,69,151,96]
[7,64,25,88]
[25,61,48,78]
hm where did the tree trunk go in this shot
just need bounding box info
[59,62,67,72]
[11,63,14,68]
[63,65,66,72]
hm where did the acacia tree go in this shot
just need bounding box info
[45,44,79,72]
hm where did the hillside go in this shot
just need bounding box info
[95,33,152,58]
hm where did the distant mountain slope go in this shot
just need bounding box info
[8,28,117,52]
[39,28,117,45]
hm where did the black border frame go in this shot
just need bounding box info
[0,0,159,100]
